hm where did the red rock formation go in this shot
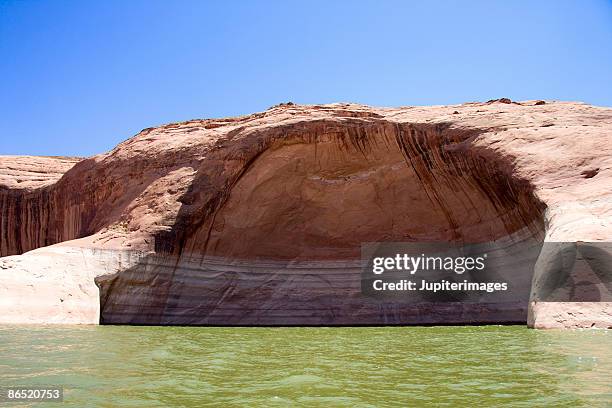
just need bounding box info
[0,156,80,255]
[0,100,610,327]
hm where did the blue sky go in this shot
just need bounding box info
[1,1,611,157]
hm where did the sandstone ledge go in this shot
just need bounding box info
[0,155,81,190]
[529,302,612,329]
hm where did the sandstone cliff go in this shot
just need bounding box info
[1,100,610,328]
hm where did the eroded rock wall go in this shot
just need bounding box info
[1,100,611,327]
[0,156,79,255]
[0,244,146,324]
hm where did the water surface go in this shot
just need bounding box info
[0,325,610,407]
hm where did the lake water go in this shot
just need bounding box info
[0,325,610,407]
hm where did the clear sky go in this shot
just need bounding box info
[1,1,611,157]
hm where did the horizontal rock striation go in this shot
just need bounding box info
[98,230,544,325]
[1,100,611,327]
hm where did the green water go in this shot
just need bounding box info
[0,326,610,407]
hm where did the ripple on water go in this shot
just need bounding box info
[0,325,610,407]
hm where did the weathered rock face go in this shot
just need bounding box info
[1,100,611,327]
[174,121,545,260]
[0,156,81,255]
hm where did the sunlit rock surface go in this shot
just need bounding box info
[1,100,611,327]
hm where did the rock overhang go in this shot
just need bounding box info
[0,100,611,327]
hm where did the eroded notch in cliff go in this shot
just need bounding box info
[157,119,545,261]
